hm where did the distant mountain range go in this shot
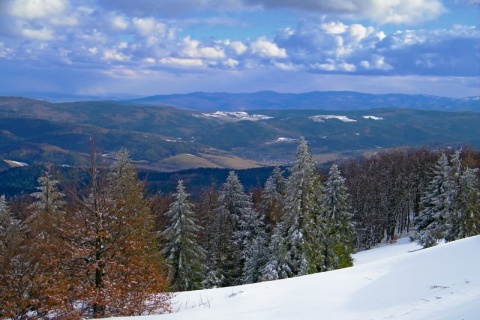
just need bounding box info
[12,91,480,112]
[0,93,479,173]
[126,91,480,112]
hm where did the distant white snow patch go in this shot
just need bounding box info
[310,115,357,122]
[199,111,273,121]
[363,115,384,120]
[4,160,29,167]
[276,137,298,143]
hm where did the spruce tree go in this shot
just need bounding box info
[458,167,480,237]
[260,166,286,227]
[162,180,206,291]
[414,153,453,248]
[212,171,256,286]
[267,138,324,277]
[241,207,268,284]
[321,164,355,270]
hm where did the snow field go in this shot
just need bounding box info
[111,236,480,320]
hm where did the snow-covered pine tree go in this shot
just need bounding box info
[195,184,224,288]
[259,166,286,228]
[445,152,480,241]
[321,164,355,270]
[162,180,206,291]
[241,206,269,284]
[271,137,324,277]
[261,222,292,280]
[457,167,480,238]
[413,153,453,248]
[444,151,463,242]
[259,166,290,281]
[212,171,257,286]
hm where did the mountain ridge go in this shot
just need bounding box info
[4,91,478,112]
[126,91,480,112]
[1,95,479,173]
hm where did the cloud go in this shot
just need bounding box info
[272,17,480,76]
[455,0,480,6]
[375,25,480,76]
[99,0,245,17]
[244,0,446,24]
[0,0,477,98]
[274,18,381,70]
[249,37,287,58]
[4,0,67,19]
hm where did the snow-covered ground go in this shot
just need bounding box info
[310,115,357,122]
[362,115,384,120]
[198,111,273,121]
[112,236,480,320]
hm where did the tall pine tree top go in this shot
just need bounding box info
[162,180,206,291]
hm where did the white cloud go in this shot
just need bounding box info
[180,37,226,59]
[160,57,205,67]
[21,26,55,41]
[133,17,168,38]
[110,14,129,31]
[228,41,248,55]
[245,0,445,24]
[102,49,130,62]
[0,42,13,57]
[100,0,246,17]
[6,0,67,19]
[360,56,393,71]
[321,21,348,35]
[250,37,287,58]
[314,59,357,72]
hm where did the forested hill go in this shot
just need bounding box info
[1,96,480,173]
[127,91,480,112]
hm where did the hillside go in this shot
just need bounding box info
[1,96,480,172]
[111,236,480,320]
[128,91,480,112]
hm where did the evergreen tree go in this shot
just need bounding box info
[195,184,223,289]
[265,138,324,278]
[260,166,286,227]
[441,151,480,241]
[162,180,206,291]
[212,171,256,286]
[261,222,292,280]
[321,164,355,270]
[241,207,269,284]
[414,153,453,248]
[459,167,480,237]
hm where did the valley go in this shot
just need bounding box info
[1,93,479,173]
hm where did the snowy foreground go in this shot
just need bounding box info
[112,236,480,320]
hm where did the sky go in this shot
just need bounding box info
[0,0,479,98]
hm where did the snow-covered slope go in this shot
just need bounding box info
[113,236,480,320]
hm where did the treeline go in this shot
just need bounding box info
[340,147,480,249]
[1,143,480,318]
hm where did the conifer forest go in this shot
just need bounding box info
[1,141,479,319]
